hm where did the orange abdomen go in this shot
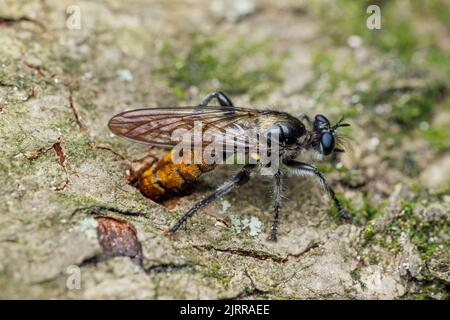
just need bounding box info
[138,151,214,201]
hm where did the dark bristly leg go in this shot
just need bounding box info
[168,165,253,236]
[269,171,282,241]
[284,160,350,220]
[198,91,235,112]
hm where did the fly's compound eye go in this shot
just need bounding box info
[314,114,330,132]
[320,132,334,155]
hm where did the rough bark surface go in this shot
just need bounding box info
[0,0,448,299]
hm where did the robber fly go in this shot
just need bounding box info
[108,91,350,241]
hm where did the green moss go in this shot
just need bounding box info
[358,80,447,133]
[51,53,84,77]
[157,33,286,100]
[410,219,449,261]
[208,260,231,288]
[373,19,418,63]
[334,192,385,226]
[363,221,376,242]
[311,1,436,64]
[414,282,449,300]
[367,253,380,265]
[391,84,446,130]
[362,198,449,259]
[422,126,450,153]
[426,45,450,79]
[311,51,360,93]
[315,163,336,174]
[350,269,366,291]
[432,182,450,200]
[330,192,355,222]
[309,0,368,45]
[307,0,450,148]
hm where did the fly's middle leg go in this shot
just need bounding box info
[167,164,253,237]
[268,170,282,241]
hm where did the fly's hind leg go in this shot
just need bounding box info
[94,145,159,185]
[268,171,282,241]
[167,165,253,237]
[197,91,235,112]
[284,160,350,221]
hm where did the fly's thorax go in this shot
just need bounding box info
[262,111,305,134]
[258,113,306,153]
[245,113,306,173]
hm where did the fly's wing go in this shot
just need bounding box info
[108,106,265,152]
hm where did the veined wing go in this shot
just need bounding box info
[108,106,264,149]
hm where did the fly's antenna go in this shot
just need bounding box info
[332,117,351,153]
[331,116,350,131]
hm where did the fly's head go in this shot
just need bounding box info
[310,114,350,157]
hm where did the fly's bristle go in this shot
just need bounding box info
[334,133,353,154]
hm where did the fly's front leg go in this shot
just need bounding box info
[197,91,235,112]
[284,160,350,220]
[268,171,282,241]
[167,165,253,237]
